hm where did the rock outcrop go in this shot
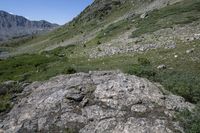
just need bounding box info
[0,71,194,132]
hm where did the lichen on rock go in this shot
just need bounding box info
[0,71,194,132]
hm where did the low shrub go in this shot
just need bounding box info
[97,40,101,45]
[0,94,12,113]
[127,64,156,80]
[138,57,151,66]
[63,67,77,74]
[127,64,200,103]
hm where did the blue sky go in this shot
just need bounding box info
[0,0,93,25]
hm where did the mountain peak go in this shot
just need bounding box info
[0,10,59,42]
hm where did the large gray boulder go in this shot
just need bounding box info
[0,71,194,133]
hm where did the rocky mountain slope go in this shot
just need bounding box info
[0,10,59,42]
[0,71,194,132]
[0,0,185,56]
[0,0,200,132]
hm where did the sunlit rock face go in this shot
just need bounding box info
[0,71,193,132]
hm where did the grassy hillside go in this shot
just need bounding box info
[0,0,135,55]
[132,0,200,37]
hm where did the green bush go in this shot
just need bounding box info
[127,64,200,103]
[138,57,151,66]
[157,71,200,103]
[127,64,156,80]
[0,82,23,95]
[63,67,77,74]
[0,94,12,112]
[97,40,101,45]
[64,128,76,133]
[127,58,154,79]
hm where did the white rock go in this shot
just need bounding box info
[140,12,148,19]
[186,48,194,54]
[157,64,167,69]
[131,105,147,113]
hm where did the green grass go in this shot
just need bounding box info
[128,63,200,103]
[0,0,135,56]
[96,19,133,43]
[0,54,57,82]
[132,0,200,37]
[0,81,25,112]
[64,128,76,133]
[0,94,12,112]
[1,39,200,104]
[1,40,200,131]
[177,103,200,133]
[0,35,36,48]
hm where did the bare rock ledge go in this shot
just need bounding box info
[0,71,194,133]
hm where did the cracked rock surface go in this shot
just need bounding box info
[0,71,194,133]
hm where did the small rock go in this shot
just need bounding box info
[174,55,178,58]
[164,111,174,118]
[58,54,65,57]
[0,129,5,133]
[157,64,167,70]
[81,98,89,107]
[186,48,194,54]
[165,43,176,49]
[38,118,46,131]
[173,122,184,133]
[3,80,17,85]
[140,12,148,19]
[187,37,195,41]
[65,89,84,102]
[194,33,200,40]
[131,105,147,113]
[0,123,3,128]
